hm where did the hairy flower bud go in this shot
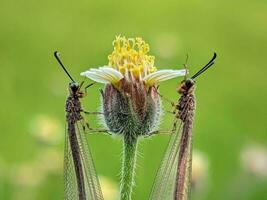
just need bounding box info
[81,36,186,140]
[102,79,161,142]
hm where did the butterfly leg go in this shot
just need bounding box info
[155,89,178,114]
[84,83,95,94]
[146,130,172,137]
[80,118,111,135]
[82,110,103,115]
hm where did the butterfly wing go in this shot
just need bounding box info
[64,123,78,200]
[75,122,104,200]
[64,120,104,200]
[150,97,193,200]
[149,120,183,200]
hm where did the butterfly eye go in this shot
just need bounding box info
[69,82,79,92]
[185,79,194,88]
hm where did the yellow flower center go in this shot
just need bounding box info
[108,36,157,80]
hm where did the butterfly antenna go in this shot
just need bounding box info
[191,52,217,79]
[54,51,75,82]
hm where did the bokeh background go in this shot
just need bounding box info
[0,0,267,199]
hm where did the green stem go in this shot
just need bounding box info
[120,136,138,200]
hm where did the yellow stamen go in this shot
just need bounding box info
[108,36,157,80]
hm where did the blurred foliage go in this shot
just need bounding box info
[0,0,267,199]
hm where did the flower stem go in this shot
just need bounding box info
[120,136,138,200]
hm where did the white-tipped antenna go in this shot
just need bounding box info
[191,52,217,79]
[54,51,75,82]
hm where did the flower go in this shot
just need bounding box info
[81,36,186,141]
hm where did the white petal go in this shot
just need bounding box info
[143,69,187,86]
[81,71,110,83]
[81,70,107,80]
[143,69,186,81]
[80,66,123,84]
[143,70,174,81]
[89,69,116,82]
[99,67,123,83]
[151,72,184,82]
[100,66,124,79]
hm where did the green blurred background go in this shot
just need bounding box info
[0,0,267,199]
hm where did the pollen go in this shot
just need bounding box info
[108,36,157,80]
